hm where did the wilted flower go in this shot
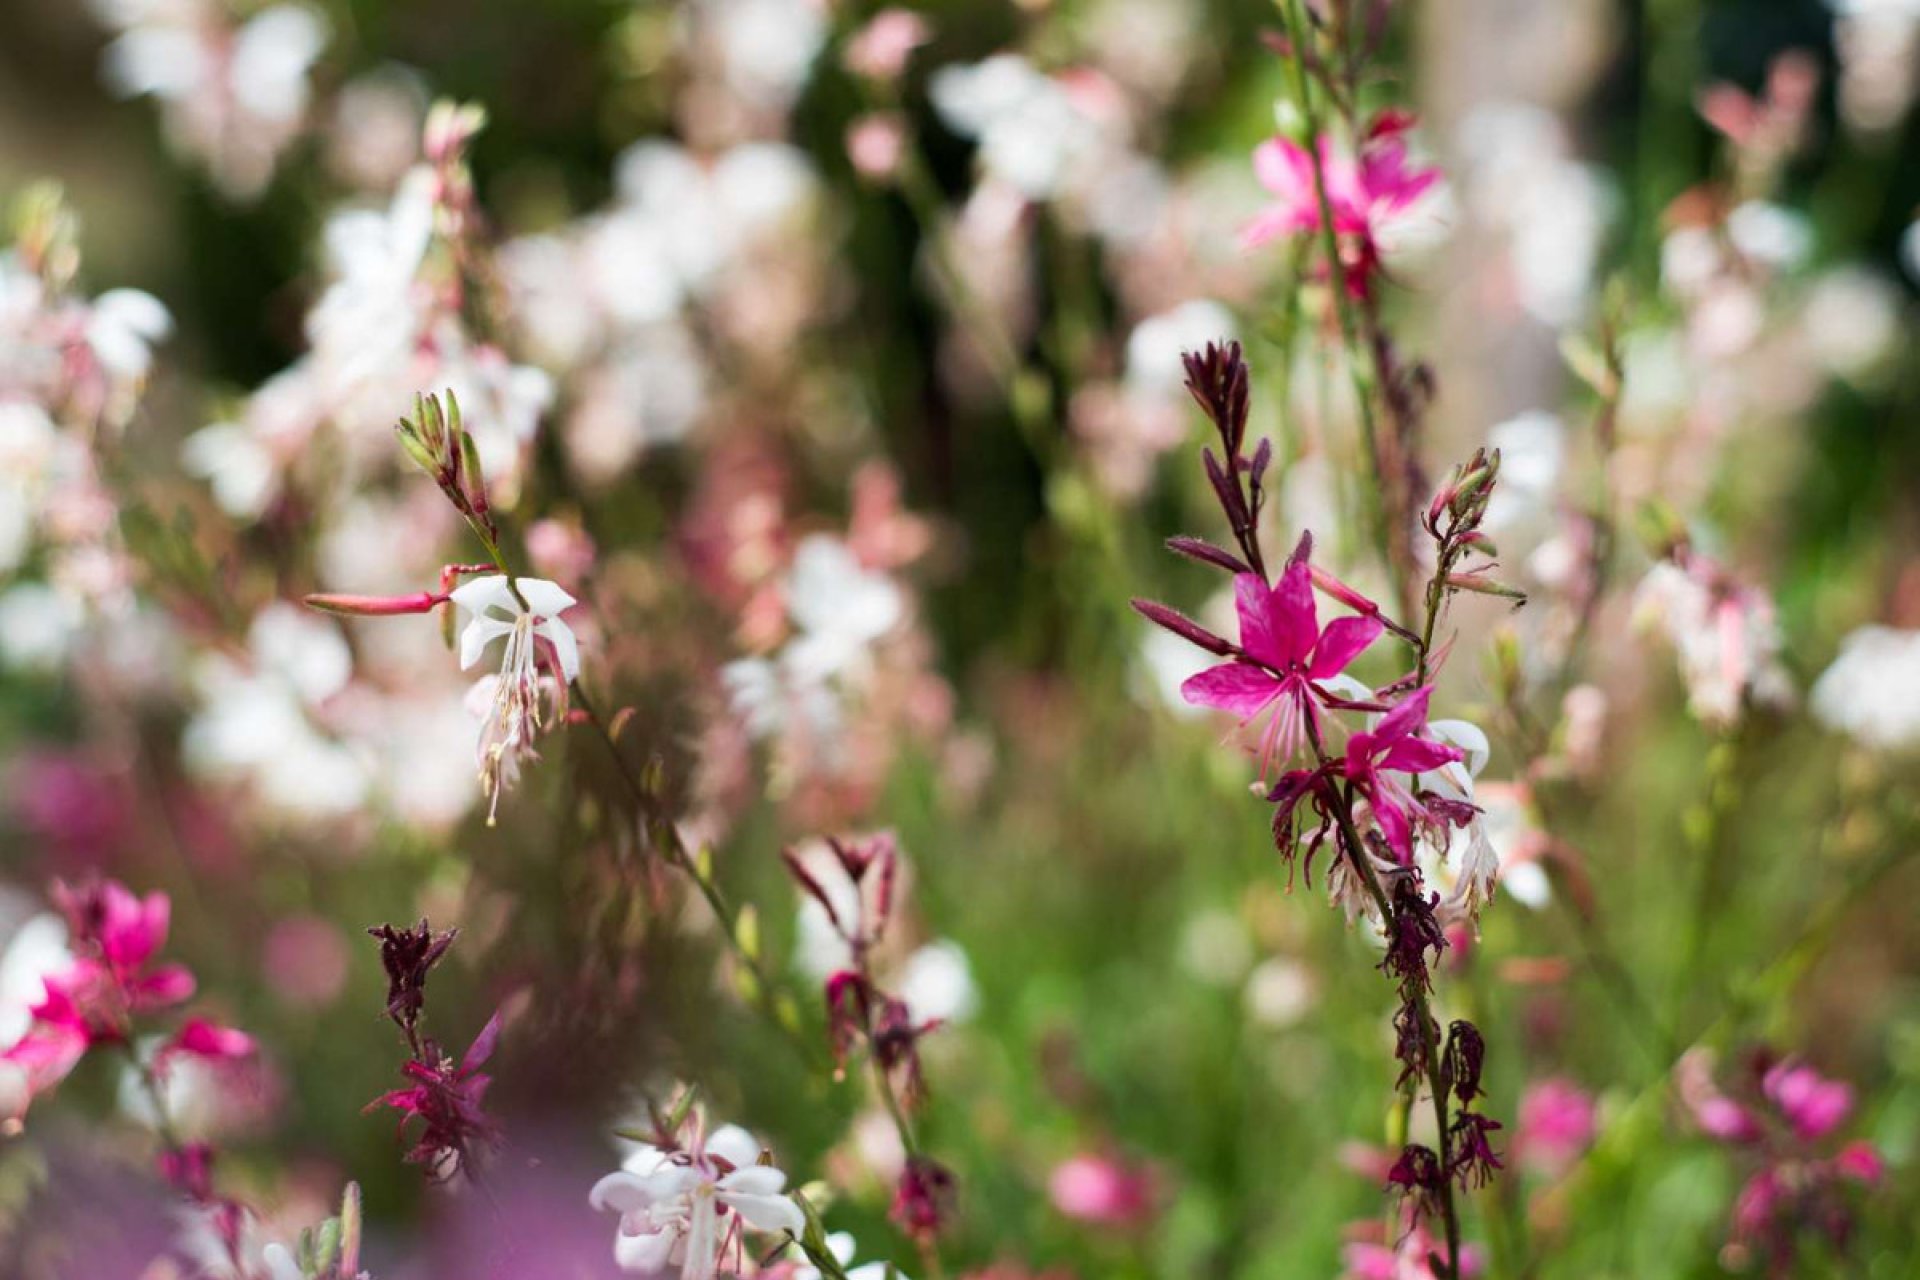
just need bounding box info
[368,1010,501,1181]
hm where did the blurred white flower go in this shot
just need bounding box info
[932,56,1106,200]
[1801,267,1903,381]
[898,939,978,1025]
[93,1,327,199]
[183,603,368,818]
[1811,625,1920,750]
[1482,410,1565,534]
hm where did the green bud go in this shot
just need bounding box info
[396,423,439,476]
[736,904,760,960]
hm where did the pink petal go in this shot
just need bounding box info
[463,1009,505,1073]
[1379,736,1465,775]
[162,1018,256,1062]
[1251,137,1313,204]
[1180,662,1283,720]
[1265,561,1318,667]
[130,964,196,1011]
[1370,686,1434,748]
[1310,614,1383,679]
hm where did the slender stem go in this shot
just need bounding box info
[569,681,810,1057]
[1277,0,1415,615]
[1304,720,1463,1278]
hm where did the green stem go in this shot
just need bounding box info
[1305,721,1464,1279]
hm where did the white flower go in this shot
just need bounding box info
[898,939,978,1025]
[1812,625,1920,750]
[84,288,171,382]
[449,575,580,821]
[1634,558,1793,726]
[1418,718,1501,923]
[590,1123,805,1279]
[183,603,367,818]
[307,169,436,388]
[1481,411,1565,534]
[723,537,902,753]
[930,55,1104,200]
[1125,299,1234,397]
[784,536,902,684]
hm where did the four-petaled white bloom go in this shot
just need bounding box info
[449,575,580,822]
[590,1123,805,1279]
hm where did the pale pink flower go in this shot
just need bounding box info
[1047,1152,1157,1226]
[843,9,931,82]
[1513,1078,1597,1174]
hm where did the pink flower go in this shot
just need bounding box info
[1343,688,1465,860]
[158,1018,257,1069]
[1243,113,1441,297]
[1047,1153,1156,1227]
[1761,1060,1852,1142]
[1179,563,1383,780]
[368,1010,503,1180]
[1,879,218,1116]
[843,9,931,82]
[1832,1140,1884,1186]
[1514,1078,1597,1174]
[1341,1221,1484,1280]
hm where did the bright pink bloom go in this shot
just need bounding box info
[1832,1140,1884,1185]
[1343,687,1465,860]
[1047,1153,1156,1227]
[1180,563,1383,779]
[158,1018,256,1068]
[1514,1078,1597,1173]
[1243,113,1441,296]
[1761,1060,1853,1142]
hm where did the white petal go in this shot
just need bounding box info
[719,1189,804,1235]
[705,1124,761,1170]
[717,1164,786,1197]
[613,1225,678,1273]
[591,1171,652,1214]
[538,617,582,682]
[450,574,516,617]
[514,576,577,617]
[459,616,516,670]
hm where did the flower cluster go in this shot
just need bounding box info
[1133,339,1513,1272]
[1680,1049,1885,1275]
[1,878,252,1121]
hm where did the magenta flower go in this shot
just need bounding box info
[1342,687,1465,860]
[1514,1078,1598,1174]
[368,1009,503,1180]
[1761,1060,1853,1143]
[1243,112,1441,297]
[3,879,212,1117]
[1178,564,1384,779]
[53,878,197,1012]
